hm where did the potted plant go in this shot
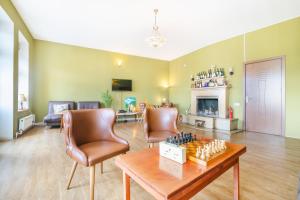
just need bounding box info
[101,90,113,108]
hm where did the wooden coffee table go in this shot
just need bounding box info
[115,142,246,200]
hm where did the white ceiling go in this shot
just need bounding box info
[11,0,300,61]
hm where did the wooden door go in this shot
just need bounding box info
[245,58,284,135]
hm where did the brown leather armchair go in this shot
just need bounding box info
[63,109,129,200]
[144,107,179,147]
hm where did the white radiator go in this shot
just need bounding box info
[17,114,35,136]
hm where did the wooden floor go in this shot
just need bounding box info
[0,122,299,200]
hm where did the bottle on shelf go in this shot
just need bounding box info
[221,68,225,76]
[212,68,216,77]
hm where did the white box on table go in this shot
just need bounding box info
[159,141,187,164]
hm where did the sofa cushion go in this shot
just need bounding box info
[44,114,62,124]
[53,104,69,114]
[79,141,129,166]
[48,101,75,114]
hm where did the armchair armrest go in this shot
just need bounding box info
[111,128,129,146]
[63,112,88,166]
[66,137,88,166]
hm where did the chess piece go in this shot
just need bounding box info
[215,140,220,152]
[208,144,212,156]
[219,140,223,150]
[196,147,201,158]
[222,140,227,149]
[166,136,172,143]
[211,142,216,154]
[183,135,187,143]
[217,140,222,152]
[200,148,205,160]
[205,147,210,159]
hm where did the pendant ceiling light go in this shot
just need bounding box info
[145,9,166,48]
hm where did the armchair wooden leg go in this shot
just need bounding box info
[66,161,78,190]
[100,162,103,174]
[90,165,95,200]
[148,143,154,148]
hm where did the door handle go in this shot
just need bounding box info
[246,96,249,103]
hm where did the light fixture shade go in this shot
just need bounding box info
[146,9,166,48]
[18,94,27,102]
[145,32,166,48]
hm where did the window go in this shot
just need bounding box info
[18,32,29,111]
[0,6,14,139]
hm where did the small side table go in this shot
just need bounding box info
[116,112,138,122]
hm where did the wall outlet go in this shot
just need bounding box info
[233,102,240,107]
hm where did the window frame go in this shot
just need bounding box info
[17,31,30,112]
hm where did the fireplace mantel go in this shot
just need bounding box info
[191,86,230,118]
[191,85,230,91]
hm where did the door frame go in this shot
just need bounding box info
[243,56,286,136]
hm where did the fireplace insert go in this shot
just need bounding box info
[196,97,219,117]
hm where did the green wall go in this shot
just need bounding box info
[169,17,300,138]
[0,0,34,139]
[246,17,300,139]
[169,36,244,128]
[32,40,169,121]
[2,0,300,139]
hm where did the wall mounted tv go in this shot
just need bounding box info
[112,79,132,91]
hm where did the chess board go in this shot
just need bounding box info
[180,139,228,166]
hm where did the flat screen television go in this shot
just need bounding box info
[112,79,132,91]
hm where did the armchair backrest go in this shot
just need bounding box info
[63,109,116,146]
[144,107,178,133]
[48,101,75,114]
[77,101,101,110]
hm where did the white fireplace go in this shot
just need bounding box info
[191,86,229,119]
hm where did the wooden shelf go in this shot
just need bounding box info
[191,85,231,90]
[194,76,225,81]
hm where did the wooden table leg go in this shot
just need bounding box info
[234,158,240,200]
[123,171,130,200]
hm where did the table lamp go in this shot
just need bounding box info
[18,94,27,110]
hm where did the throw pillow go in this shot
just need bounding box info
[53,104,69,115]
